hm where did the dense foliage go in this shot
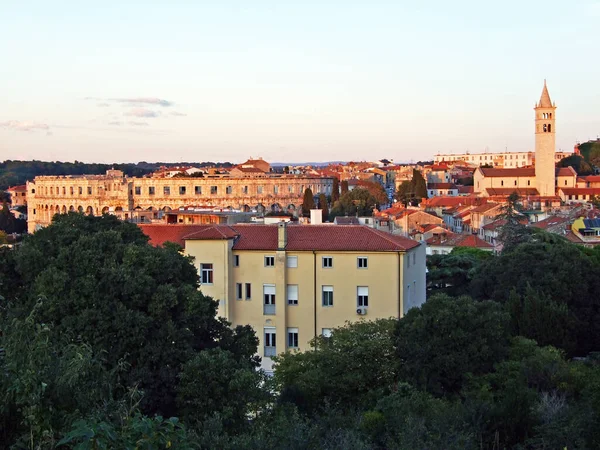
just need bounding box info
[395,169,428,206]
[557,154,594,175]
[329,187,380,218]
[3,213,600,449]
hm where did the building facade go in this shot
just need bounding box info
[142,223,426,372]
[26,170,333,232]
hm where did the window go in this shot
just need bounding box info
[273,185,279,194]
[263,284,276,315]
[287,285,298,305]
[245,283,252,300]
[357,257,368,268]
[236,283,243,300]
[200,263,213,284]
[87,187,92,195]
[179,186,186,195]
[514,180,517,186]
[501,181,504,186]
[527,180,531,186]
[135,186,141,195]
[149,186,155,195]
[564,180,567,186]
[164,186,170,195]
[322,285,333,307]
[322,256,333,268]
[70,186,74,195]
[322,328,332,338]
[357,286,369,307]
[264,328,276,357]
[287,328,299,349]
[226,185,232,194]
[194,186,202,195]
[264,256,275,267]
[78,186,83,195]
[286,255,298,268]
[234,255,240,267]
[407,254,410,268]
[257,185,263,194]
[412,252,416,265]
[211,186,217,195]
[242,186,248,194]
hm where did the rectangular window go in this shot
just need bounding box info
[257,185,263,194]
[357,257,368,268]
[263,284,276,315]
[264,256,275,267]
[245,283,252,300]
[322,285,333,307]
[286,255,298,268]
[413,253,416,265]
[357,286,369,307]
[70,186,74,195]
[236,283,242,300]
[226,185,232,194]
[211,186,218,195]
[273,185,279,194]
[242,186,248,194]
[234,255,240,267]
[288,185,293,193]
[179,186,186,195]
[264,328,276,357]
[163,186,171,195]
[287,328,299,349]
[149,186,155,195]
[87,186,92,195]
[194,186,202,195]
[407,254,411,268]
[78,186,83,195]
[200,263,213,284]
[322,257,333,268]
[135,186,141,195]
[287,284,299,305]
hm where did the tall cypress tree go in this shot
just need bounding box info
[341,180,349,195]
[331,178,340,203]
[318,193,329,222]
[301,188,315,217]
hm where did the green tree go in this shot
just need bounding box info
[274,319,397,413]
[331,177,340,203]
[395,180,413,207]
[356,180,388,206]
[301,188,315,217]
[470,240,600,356]
[412,169,428,201]
[557,154,593,175]
[341,180,349,195]
[1,213,260,442]
[329,188,379,218]
[318,193,328,222]
[395,294,511,397]
[426,247,492,296]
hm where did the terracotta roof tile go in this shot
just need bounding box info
[139,224,213,247]
[183,224,420,252]
[560,188,600,195]
[427,233,493,249]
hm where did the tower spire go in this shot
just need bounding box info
[537,79,553,108]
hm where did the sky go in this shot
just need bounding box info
[1,0,599,164]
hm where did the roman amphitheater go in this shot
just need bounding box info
[27,169,333,233]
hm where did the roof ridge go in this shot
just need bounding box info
[365,227,410,249]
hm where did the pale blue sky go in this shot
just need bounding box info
[1,1,599,163]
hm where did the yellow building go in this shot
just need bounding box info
[141,223,426,372]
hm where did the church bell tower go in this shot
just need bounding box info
[534,80,556,197]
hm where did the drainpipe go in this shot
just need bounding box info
[313,250,317,347]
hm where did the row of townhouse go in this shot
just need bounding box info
[140,222,427,373]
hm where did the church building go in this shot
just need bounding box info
[474,81,577,199]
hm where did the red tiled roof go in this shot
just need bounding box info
[556,167,577,177]
[183,226,239,240]
[427,233,493,249]
[6,185,27,191]
[471,203,500,213]
[482,219,507,231]
[580,175,600,183]
[480,168,535,177]
[486,188,539,196]
[232,166,264,173]
[139,224,213,247]
[560,188,600,195]
[427,183,456,189]
[457,186,474,194]
[183,224,420,252]
[423,196,484,208]
[530,216,569,230]
[334,217,360,225]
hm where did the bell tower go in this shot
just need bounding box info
[534,80,556,197]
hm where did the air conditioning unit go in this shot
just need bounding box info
[356,307,367,315]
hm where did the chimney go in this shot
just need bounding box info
[278,221,287,250]
[310,209,323,225]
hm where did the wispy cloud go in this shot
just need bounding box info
[170,111,187,117]
[108,121,122,126]
[0,120,50,132]
[128,121,149,126]
[113,97,173,107]
[124,108,161,118]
